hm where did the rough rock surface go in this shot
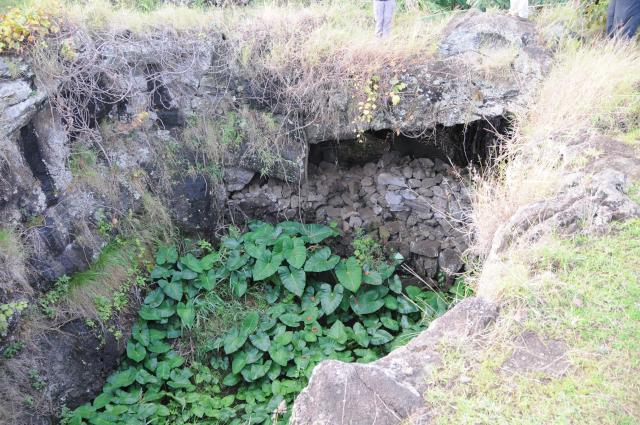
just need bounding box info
[290,298,499,425]
[489,168,640,256]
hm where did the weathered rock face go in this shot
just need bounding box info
[305,10,549,143]
[0,10,550,424]
[289,298,499,425]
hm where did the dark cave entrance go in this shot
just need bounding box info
[308,116,510,168]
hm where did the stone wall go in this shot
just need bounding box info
[229,150,470,280]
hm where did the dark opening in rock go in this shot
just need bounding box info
[308,116,510,167]
[145,63,185,129]
[17,124,57,207]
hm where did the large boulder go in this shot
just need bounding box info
[290,298,498,425]
[305,10,551,143]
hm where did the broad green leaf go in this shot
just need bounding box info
[161,279,183,301]
[284,237,307,269]
[136,369,159,385]
[268,345,294,367]
[352,323,370,347]
[156,246,178,265]
[240,360,272,382]
[181,253,203,273]
[363,270,383,286]
[397,296,419,314]
[327,320,348,344]
[223,327,248,354]
[354,348,378,363]
[384,295,399,310]
[276,221,305,235]
[165,351,185,368]
[157,300,176,318]
[151,266,172,279]
[405,285,423,300]
[278,266,306,297]
[132,322,150,346]
[144,288,165,308]
[230,271,247,297]
[336,257,362,293]
[304,247,340,273]
[107,367,137,389]
[301,223,335,243]
[302,306,320,324]
[226,252,248,271]
[92,393,111,409]
[380,316,400,331]
[176,300,195,328]
[370,328,393,346]
[155,361,171,380]
[126,341,146,362]
[350,287,385,315]
[198,270,216,291]
[139,305,161,321]
[232,351,248,374]
[250,332,271,351]
[273,331,293,346]
[253,253,282,281]
[389,275,402,294]
[148,341,172,353]
[200,252,220,269]
[241,311,260,335]
[222,373,240,386]
[244,242,266,259]
[279,313,302,327]
[318,283,343,315]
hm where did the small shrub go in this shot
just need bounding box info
[0,300,28,336]
[2,340,25,359]
[0,5,59,54]
[39,274,70,318]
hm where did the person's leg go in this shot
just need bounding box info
[382,0,396,37]
[621,14,640,38]
[373,1,384,37]
[518,0,529,19]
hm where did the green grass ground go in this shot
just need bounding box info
[424,219,640,424]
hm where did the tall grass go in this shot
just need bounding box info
[470,39,640,262]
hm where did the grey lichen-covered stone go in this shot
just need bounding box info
[377,172,407,187]
[290,298,499,425]
[490,168,640,256]
[224,167,256,192]
[410,239,441,257]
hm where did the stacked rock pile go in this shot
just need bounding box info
[228,151,471,279]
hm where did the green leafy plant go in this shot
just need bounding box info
[28,369,46,390]
[0,300,28,335]
[2,340,25,359]
[39,274,70,318]
[64,221,459,425]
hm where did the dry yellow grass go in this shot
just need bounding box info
[0,226,30,295]
[470,39,640,260]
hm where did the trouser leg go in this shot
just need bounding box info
[509,0,528,19]
[382,0,396,37]
[621,14,640,38]
[373,1,385,37]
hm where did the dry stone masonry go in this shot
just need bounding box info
[229,150,470,279]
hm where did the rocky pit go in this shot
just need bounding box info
[0,10,550,425]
